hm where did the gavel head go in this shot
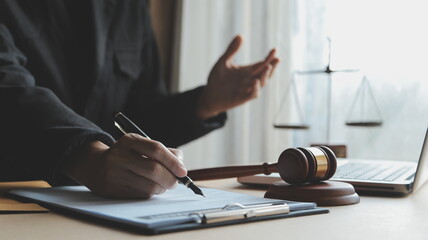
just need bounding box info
[277,146,337,184]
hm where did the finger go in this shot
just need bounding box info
[121,172,166,199]
[248,49,275,73]
[243,80,261,100]
[117,134,187,177]
[269,58,280,78]
[249,57,279,79]
[127,171,168,196]
[249,61,267,75]
[244,49,277,75]
[123,151,178,189]
[247,63,270,87]
[94,167,166,199]
[168,148,184,162]
[259,64,273,87]
[264,48,277,63]
[222,35,243,63]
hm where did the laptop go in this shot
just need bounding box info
[238,127,428,194]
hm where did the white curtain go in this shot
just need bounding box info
[174,0,296,169]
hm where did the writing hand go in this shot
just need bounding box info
[62,134,187,199]
[197,35,280,119]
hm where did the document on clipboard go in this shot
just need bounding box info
[9,185,328,234]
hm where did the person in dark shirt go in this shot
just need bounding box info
[0,0,279,198]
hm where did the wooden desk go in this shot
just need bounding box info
[1,179,427,240]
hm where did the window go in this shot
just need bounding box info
[176,0,428,168]
[292,0,428,161]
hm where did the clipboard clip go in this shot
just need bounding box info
[190,202,290,224]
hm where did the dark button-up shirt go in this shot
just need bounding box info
[0,0,226,185]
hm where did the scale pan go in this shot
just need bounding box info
[345,121,382,127]
[273,124,310,130]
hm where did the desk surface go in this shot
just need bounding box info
[1,179,427,240]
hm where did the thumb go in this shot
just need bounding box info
[222,35,243,63]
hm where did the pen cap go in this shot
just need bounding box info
[113,112,150,138]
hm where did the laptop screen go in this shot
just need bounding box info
[412,128,428,192]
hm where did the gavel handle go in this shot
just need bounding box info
[187,163,278,181]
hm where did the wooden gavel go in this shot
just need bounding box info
[187,146,337,184]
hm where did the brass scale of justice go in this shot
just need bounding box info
[188,39,383,206]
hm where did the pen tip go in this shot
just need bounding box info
[189,183,205,197]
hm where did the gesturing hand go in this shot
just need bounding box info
[62,134,187,199]
[197,35,280,119]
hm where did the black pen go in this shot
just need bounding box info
[113,111,205,197]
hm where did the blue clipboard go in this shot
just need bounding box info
[9,185,328,235]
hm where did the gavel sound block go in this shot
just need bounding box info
[188,146,359,206]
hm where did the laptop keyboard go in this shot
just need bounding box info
[333,163,413,182]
